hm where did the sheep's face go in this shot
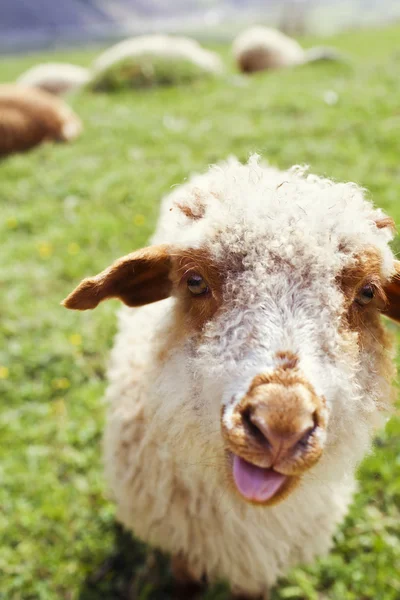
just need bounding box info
[163,240,398,505]
[64,157,400,506]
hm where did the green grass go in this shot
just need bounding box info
[1,25,400,600]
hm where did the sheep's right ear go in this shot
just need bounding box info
[383,261,400,323]
[62,245,172,310]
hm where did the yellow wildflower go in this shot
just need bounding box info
[0,366,9,379]
[38,242,53,258]
[6,217,18,229]
[52,378,70,390]
[133,214,145,227]
[69,333,82,346]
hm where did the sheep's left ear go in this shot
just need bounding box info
[383,261,400,322]
[62,245,172,310]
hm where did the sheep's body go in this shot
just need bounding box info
[233,26,341,73]
[105,302,356,597]
[103,157,395,597]
[91,34,223,90]
[233,27,305,72]
[17,63,90,95]
[0,85,82,156]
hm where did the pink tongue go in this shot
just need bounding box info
[233,455,287,503]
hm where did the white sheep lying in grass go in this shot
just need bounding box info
[0,85,82,157]
[90,34,224,90]
[64,156,399,599]
[17,63,90,96]
[233,26,342,73]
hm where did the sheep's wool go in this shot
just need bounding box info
[233,26,305,71]
[91,35,223,89]
[17,63,90,95]
[104,156,395,597]
[0,84,82,156]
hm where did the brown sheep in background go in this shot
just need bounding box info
[0,85,82,157]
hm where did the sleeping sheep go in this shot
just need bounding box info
[90,34,224,90]
[233,26,342,73]
[64,155,399,599]
[0,85,82,157]
[17,63,90,96]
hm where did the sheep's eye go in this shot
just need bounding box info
[356,284,375,306]
[187,274,209,296]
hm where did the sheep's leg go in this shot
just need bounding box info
[171,556,267,600]
[171,555,204,598]
[171,554,200,585]
[231,592,267,600]
[231,595,269,600]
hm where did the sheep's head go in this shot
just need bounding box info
[63,156,400,506]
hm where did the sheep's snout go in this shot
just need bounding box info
[243,401,317,466]
[222,372,328,505]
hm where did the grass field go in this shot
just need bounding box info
[1,25,400,600]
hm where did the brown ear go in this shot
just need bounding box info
[383,261,400,322]
[62,245,172,310]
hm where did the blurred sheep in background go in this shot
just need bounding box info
[17,63,90,96]
[233,26,342,73]
[0,85,82,157]
[90,34,224,91]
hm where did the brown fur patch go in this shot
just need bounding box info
[339,248,400,326]
[64,243,224,372]
[175,188,207,221]
[169,248,224,333]
[152,248,224,364]
[275,351,299,370]
[0,84,81,156]
[248,370,319,398]
[337,248,397,409]
[175,201,206,221]
[374,216,396,232]
[383,261,400,322]
[339,247,386,308]
[237,48,279,73]
[63,245,172,310]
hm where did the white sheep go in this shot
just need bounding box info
[233,26,342,73]
[0,85,82,156]
[17,63,90,96]
[63,155,399,599]
[90,34,224,90]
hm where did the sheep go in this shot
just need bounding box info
[17,63,90,96]
[90,34,224,90]
[0,85,82,157]
[233,26,342,73]
[63,155,399,599]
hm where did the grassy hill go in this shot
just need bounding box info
[1,25,400,600]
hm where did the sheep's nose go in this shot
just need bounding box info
[244,405,316,463]
[230,377,327,470]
